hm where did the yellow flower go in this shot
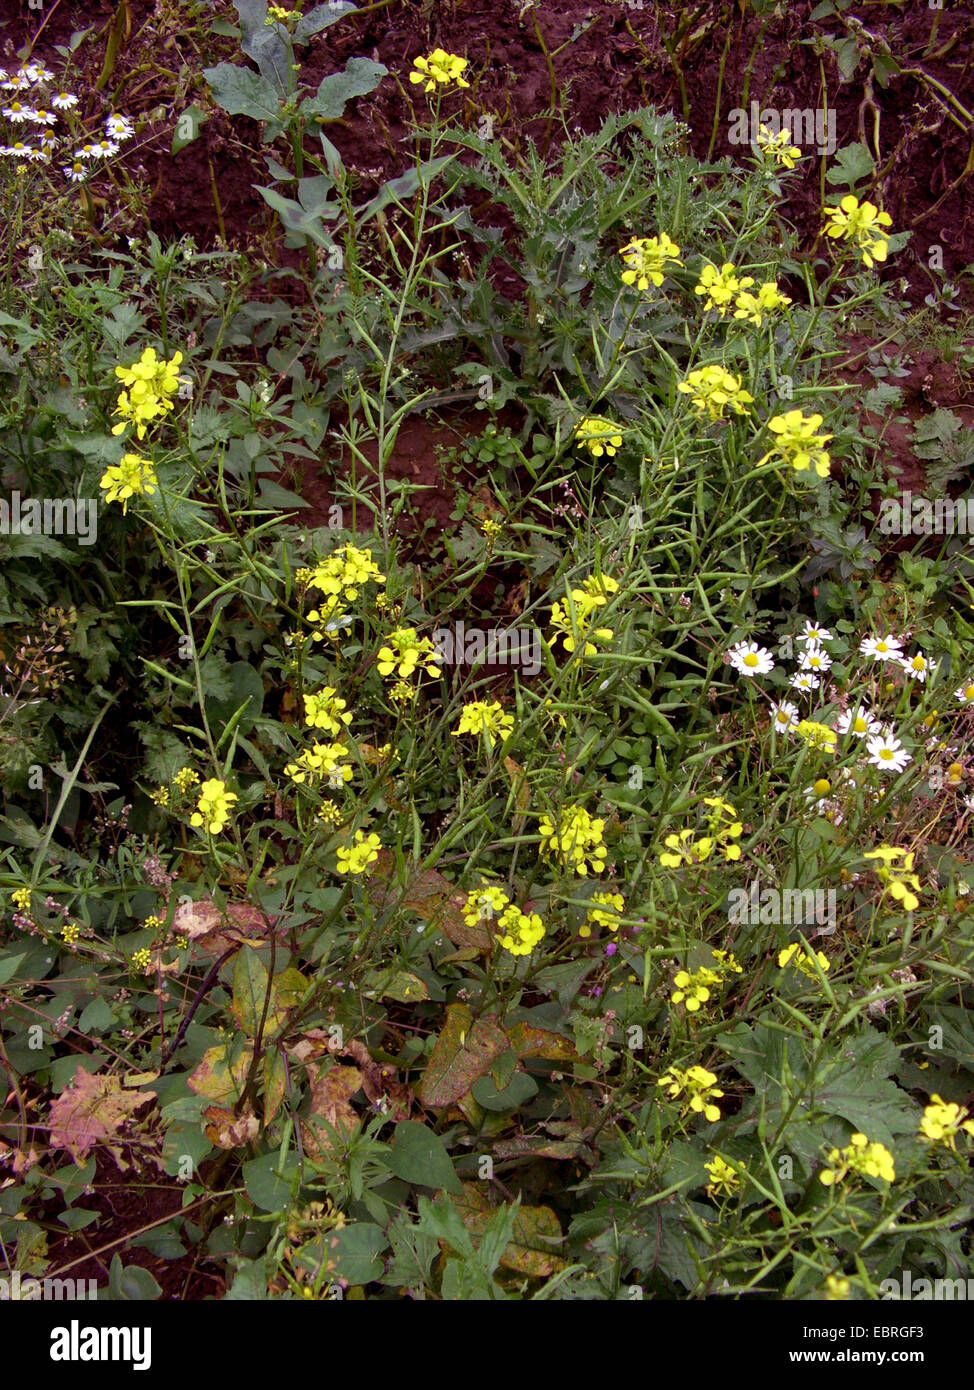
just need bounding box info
[732,281,792,327]
[131,947,153,974]
[778,943,830,978]
[824,1275,851,1301]
[99,454,158,512]
[677,365,754,421]
[376,628,441,681]
[303,687,353,736]
[704,1154,743,1198]
[659,828,714,868]
[823,194,893,269]
[150,785,170,807]
[409,49,470,92]
[496,904,546,957]
[795,719,838,750]
[819,1132,895,1185]
[284,742,353,788]
[758,411,832,478]
[671,965,722,1013]
[452,700,514,749]
[755,123,803,168]
[657,1064,724,1122]
[919,1094,974,1150]
[863,846,921,912]
[538,804,607,876]
[549,573,618,656]
[618,234,683,290]
[694,263,754,315]
[462,880,510,926]
[335,830,381,875]
[586,890,625,932]
[189,778,238,835]
[573,416,624,459]
[172,766,200,794]
[62,921,81,944]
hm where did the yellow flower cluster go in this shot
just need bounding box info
[823,194,893,269]
[778,943,830,978]
[111,346,183,441]
[304,687,353,737]
[704,1154,743,1198]
[452,700,514,750]
[677,365,754,421]
[409,49,470,92]
[755,123,803,168]
[538,804,608,876]
[462,880,511,926]
[335,830,381,875]
[549,574,618,656]
[819,1132,895,1186]
[573,416,624,459]
[758,410,833,478]
[189,778,238,835]
[99,453,158,514]
[863,846,921,912]
[659,797,742,867]
[671,948,744,1014]
[377,628,441,682]
[304,545,385,636]
[579,890,625,937]
[919,1094,974,1150]
[496,904,546,957]
[657,1064,724,1122]
[284,741,353,788]
[618,233,683,290]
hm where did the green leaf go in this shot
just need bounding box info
[172,105,210,154]
[294,2,357,43]
[386,1120,463,1193]
[471,1071,538,1113]
[235,0,289,92]
[296,1222,388,1284]
[202,62,285,136]
[354,154,455,226]
[299,56,387,122]
[824,141,875,189]
[242,1152,296,1211]
[108,1255,162,1300]
[0,951,27,985]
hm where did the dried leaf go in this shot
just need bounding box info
[418,1005,509,1109]
[48,1066,152,1171]
[302,1064,362,1159]
[203,1104,260,1149]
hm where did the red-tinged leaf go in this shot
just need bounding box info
[506,1021,578,1062]
[203,1105,260,1149]
[418,1005,509,1108]
[263,1048,287,1124]
[48,1066,152,1171]
[303,1064,362,1159]
[492,1136,591,1162]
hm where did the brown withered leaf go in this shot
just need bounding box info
[173,896,284,959]
[48,1066,153,1171]
[366,850,491,953]
[342,1040,412,1123]
[302,1064,362,1160]
[203,1105,260,1149]
[453,1182,566,1277]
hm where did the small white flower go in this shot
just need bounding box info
[859,632,904,663]
[835,705,880,738]
[23,108,56,126]
[865,733,912,775]
[94,138,119,156]
[25,64,54,84]
[104,114,133,141]
[955,680,974,705]
[799,643,832,674]
[2,69,33,92]
[2,102,33,123]
[63,160,87,182]
[797,621,833,645]
[728,640,775,677]
[51,91,78,110]
[73,143,99,160]
[790,671,821,693]
[770,700,800,733]
[0,141,42,161]
[900,651,936,683]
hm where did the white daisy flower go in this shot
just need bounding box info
[73,143,99,161]
[790,671,821,693]
[94,138,119,156]
[728,640,775,677]
[835,705,880,738]
[797,621,834,645]
[3,102,34,123]
[51,92,78,110]
[865,733,912,775]
[770,700,800,733]
[901,651,936,683]
[799,644,832,674]
[0,141,41,161]
[104,114,133,141]
[859,633,904,663]
[28,65,55,84]
[955,680,974,705]
[63,161,87,182]
[2,69,33,92]
[24,108,56,126]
